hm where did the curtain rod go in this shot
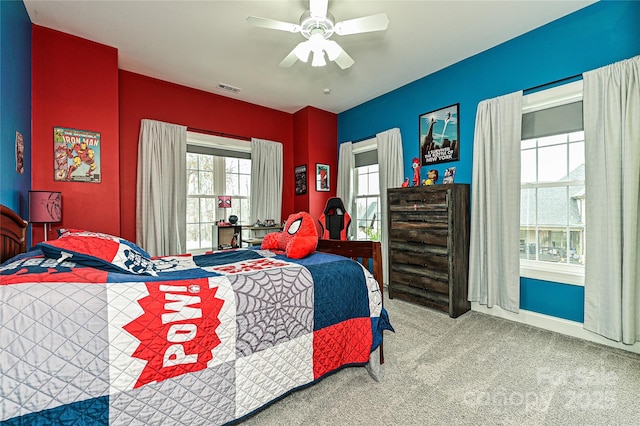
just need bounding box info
[187,126,252,142]
[351,134,377,144]
[523,73,583,94]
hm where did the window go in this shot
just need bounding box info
[187,152,216,251]
[520,81,585,285]
[224,157,251,220]
[353,138,380,241]
[355,164,381,241]
[186,132,251,252]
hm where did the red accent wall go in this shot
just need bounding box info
[292,109,310,215]
[32,26,338,246]
[118,71,296,242]
[293,106,338,232]
[32,25,120,243]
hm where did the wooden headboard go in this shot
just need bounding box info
[1,204,28,264]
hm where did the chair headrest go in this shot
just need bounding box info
[323,197,347,215]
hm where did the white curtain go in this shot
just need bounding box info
[583,55,640,344]
[336,141,355,239]
[468,91,523,313]
[376,128,404,285]
[250,138,283,224]
[136,119,187,257]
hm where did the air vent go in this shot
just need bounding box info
[217,83,242,94]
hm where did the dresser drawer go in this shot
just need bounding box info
[390,264,449,294]
[388,283,449,314]
[389,228,448,247]
[388,187,447,207]
[389,246,449,270]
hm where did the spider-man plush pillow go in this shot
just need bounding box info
[261,211,318,259]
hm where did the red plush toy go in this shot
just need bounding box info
[261,211,318,259]
[412,157,421,187]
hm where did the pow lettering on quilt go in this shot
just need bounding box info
[123,279,225,388]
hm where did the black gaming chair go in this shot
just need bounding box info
[318,197,351,240]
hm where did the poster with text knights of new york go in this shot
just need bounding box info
[54,127,101,183]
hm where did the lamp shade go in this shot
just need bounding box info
[217,196,231,209]
[29,191,62,223]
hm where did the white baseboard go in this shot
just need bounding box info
[471,302,640,355]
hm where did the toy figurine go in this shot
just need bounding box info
[423,169,438,185]
[412,158,421,186]
[402,178,410,187]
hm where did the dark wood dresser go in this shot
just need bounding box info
[387,184,470,317]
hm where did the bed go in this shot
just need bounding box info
[0,205,392,425]
[0,204,28,264]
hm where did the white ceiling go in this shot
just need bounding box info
[24,0,596,114]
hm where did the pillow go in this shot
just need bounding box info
[261,211,318,259]
[38,229,157,275]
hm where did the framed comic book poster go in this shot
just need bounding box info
[54,127,101,183]
[295,164,307,195]
[316,163,330,192]
[419,103,459,166]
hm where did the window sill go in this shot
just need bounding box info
[520,260,584,286]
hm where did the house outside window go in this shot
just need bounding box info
[186,133,251,252]
[520,80,585,285]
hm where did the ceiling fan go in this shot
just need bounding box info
[246,0,389,69]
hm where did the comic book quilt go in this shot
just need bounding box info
[0,247,392,425]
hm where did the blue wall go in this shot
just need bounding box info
[0,0,31,216]
[338,1,640,322]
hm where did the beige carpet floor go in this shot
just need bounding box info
[240,293,640,426]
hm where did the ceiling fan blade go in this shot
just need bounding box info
[324,40,355,69]
[333,50,355,70]
[246,16,300,33]
[334,13,389,36]
[309,0,328,18]
[279,48,300,68]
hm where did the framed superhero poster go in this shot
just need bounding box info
[316,163,330,192]
[419,103,459,166]
[54,127,101,183]
[295,164,307,195]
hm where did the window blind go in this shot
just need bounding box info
[522,101,583,140]
[187,144,251,159]
[354,149,378,167]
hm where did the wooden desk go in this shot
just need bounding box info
[243,225,283,246]
[213,225,242,250]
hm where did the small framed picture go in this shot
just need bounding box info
[316,163,330,192]
[53,126,102,183]
[419,103,460,166]
[443,166,456,184]
[295,164,307,195]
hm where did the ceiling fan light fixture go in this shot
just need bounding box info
[247,1,390,70]
[324,40,342,61]
[299,11,335,40]
[308,33,326,50]
[311,50,326,67]
[294,42,312,62]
